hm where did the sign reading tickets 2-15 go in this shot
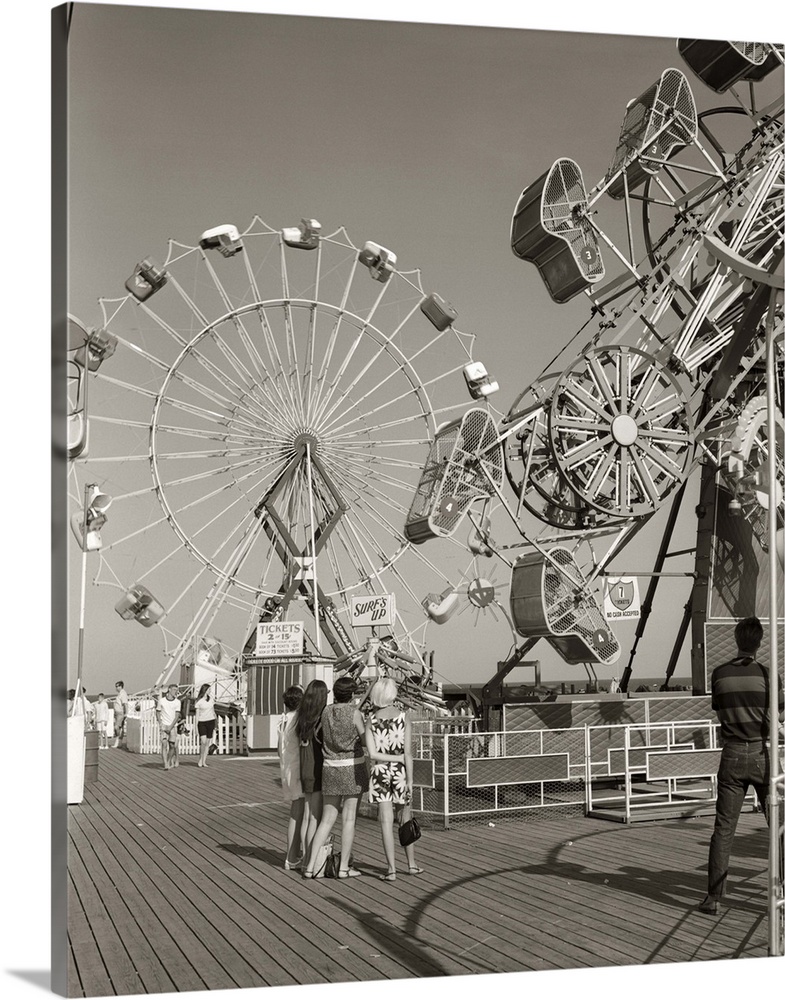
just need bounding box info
[350,594,396,628]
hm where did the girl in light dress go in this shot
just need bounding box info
[364,677,423,881]
[277,685,308,869]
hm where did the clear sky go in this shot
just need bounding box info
[61,1,784,698]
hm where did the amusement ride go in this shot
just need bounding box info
[67,36,784,949]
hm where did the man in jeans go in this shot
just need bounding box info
[700,616,784,915]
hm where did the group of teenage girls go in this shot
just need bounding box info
[277,675,422,881]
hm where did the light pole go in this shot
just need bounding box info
[74,484,112,700]
[765,285,784,957]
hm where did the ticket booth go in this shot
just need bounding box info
[244,656,334,749]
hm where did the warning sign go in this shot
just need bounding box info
[255,621,304,657]
[603,577,641,621]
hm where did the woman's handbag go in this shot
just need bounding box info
[313,838,337,879]
[398,807,421,847]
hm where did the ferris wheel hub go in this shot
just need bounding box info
[611,414,639,447]
[292,430,321,456]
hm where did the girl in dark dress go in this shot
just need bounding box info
[296,680,327,860]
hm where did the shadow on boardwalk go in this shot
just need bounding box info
[66,749,773,995]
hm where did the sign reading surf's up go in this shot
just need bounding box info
[350,594,396,628]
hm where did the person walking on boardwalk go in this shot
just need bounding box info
[304,677,368,880]
[157,684,182,770]
[700,616,784,915]
[94,693,110,748]
[194,683,217,768]
[297,680,328,859]
[278,684,307,869]
[113,680,129,748]
[365,677,423,881]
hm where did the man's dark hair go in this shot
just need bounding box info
[116,681,124,688]
[735,616,763,654]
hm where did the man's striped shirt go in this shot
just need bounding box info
[711,656,782,742]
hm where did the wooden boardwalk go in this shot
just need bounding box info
[66,747,773,996]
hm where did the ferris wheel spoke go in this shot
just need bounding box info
[634,391,682,425]
[637,426,691,444]
[204,325,286,426]
[617,351,631,413]
[584,444,619,501]
[339,510,400,589]
[322,455,413,519]
[279,297,307,425]
[628,447,664,506]
[552,414,609,434]
[324,441,424,478]
[301,247,324,420]
[587,356,620,414]
[153,421,287,446]
[171,340,275,426]
[328,443,425,471]
[308,310,349,423]
[150,452,286,501]
[561,382,613,424]
[328,449,416,505]
[313,302,422,430]
[252,303,304,419]
[558,435,613,472]
[634,438,685,480]
[102,514,172,554]
[326,386,429,439]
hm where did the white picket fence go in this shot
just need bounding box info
[126,710,247,755]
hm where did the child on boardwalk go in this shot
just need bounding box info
[157,684,182,770]
[94,693,110,748]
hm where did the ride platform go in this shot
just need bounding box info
[65,746,771,996]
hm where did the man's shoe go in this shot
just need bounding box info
[698,895,719,915]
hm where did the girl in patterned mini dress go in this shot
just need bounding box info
[365,677,423,881]
[304,676,368,879]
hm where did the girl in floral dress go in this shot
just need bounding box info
[364,677,423,881]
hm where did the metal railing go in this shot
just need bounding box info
[584,719,728,822]
[411,722,587,826]
[409,717,758,828]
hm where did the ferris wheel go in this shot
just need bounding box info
[69,217,487,691]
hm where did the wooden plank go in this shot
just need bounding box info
[79,793,301,990]
[67,940,83,998]
[92,759,427,982]
[115,754,555,975]
[67,873,114,997]
[67,747,769,993]
[113,756,516,975]
[69,810,198,994]
[68,842,146,996]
